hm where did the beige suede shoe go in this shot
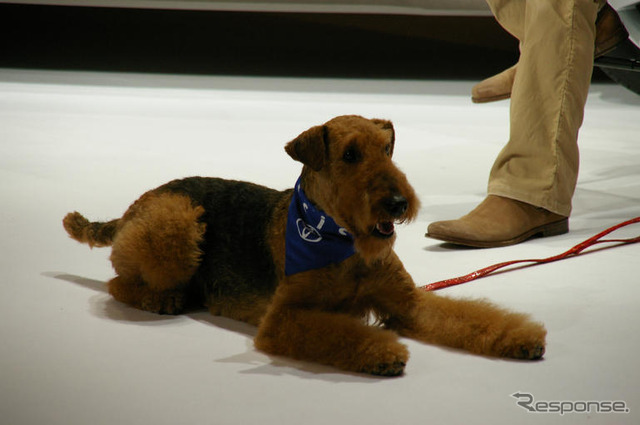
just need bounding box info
[471,65,516,104]
[426,195,568,248]
[471,3,629,104]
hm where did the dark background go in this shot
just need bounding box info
[0,3,611,81]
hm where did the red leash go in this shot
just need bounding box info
[422,217,640,291]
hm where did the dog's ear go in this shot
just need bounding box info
[371,119,395,157]
[285,125,327,171]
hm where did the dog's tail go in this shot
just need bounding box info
[62,212,120,248]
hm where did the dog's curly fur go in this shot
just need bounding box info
[63,115,546,376]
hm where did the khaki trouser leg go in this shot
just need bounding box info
[485,0,525,40]
[486,0,599,216]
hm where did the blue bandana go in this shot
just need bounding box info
[285,178,355,275]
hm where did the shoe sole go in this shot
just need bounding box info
[471,92,511,104]
[426,218,569,248]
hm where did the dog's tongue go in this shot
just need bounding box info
[376,221,395,235]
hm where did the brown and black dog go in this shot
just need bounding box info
[63,115,545,376]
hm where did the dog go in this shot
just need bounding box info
[63,115,546,376]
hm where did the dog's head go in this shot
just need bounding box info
[285,115,419,262]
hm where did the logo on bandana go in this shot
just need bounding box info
[296,218,322,242]
[285,178,355,275]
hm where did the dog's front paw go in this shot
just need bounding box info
[364,360,407,377]
[519,344,545,360]
[140,291,186,315]
[493,318,546,360]
[357,338,409,377]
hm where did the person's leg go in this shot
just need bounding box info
[489,0,599,216]
[486,0,526,40]
[427,0,600,247]
[471,1,626,103]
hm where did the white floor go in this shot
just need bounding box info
[1,68,639,425]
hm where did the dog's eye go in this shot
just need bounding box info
[342,147,360,164]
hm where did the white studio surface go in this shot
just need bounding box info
[1,68,639,425]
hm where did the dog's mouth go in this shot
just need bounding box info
[372,221,396,239]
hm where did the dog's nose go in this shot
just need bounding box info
[383,195,408,217]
